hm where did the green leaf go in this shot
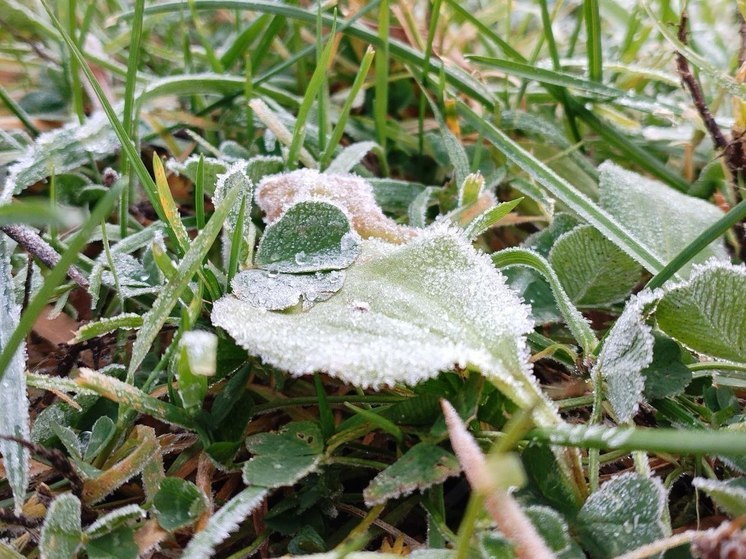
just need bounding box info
[85,528,139,559]
[656,262,746,363]
[39,493,82,559]
[549,225,641,307]
[326,141,379,174]
[83,504,145,539]
[213,227,560,427]
[693,477,746,517]
[243,422,323,488]
[0,238,29,513]
[154,477,209,532]
[168,156,228,195]
[255,200,361,273]
[641,333,692,401]
[522,443,582,517]
[463,198,523,240]
[525,506,584,559]
[599,161,727,275]
[230,269,345,310]
[181,486,268,559]
[363,443,460,506]
[593,292,657,422]
[72,313,143,343]
[577,473,667,559]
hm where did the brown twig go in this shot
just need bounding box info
[1,224,89,289]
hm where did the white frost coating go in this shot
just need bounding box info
[181,486,268,559]
[213,225,559,426]
[593,290,661,422]
[213,162,254,267]
[0,238,29,514]
[255,169,415,243]
[692,477,746,517]
[1,111,119,204]
[599,161,727,274]
[231,269,345,310]
[180,331,218,377]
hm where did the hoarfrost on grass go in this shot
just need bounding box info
[213,225,559,426]
[599,161,727,274]
[255,169,414,243]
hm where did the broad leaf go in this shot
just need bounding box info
[577,473,667,559]
[243,422,323,488]
[693,477,746,517]
[549,225,641,306]
[85,528,139,559]
[363,443,460,506]
[0,237,29,514]
[599,161,727,274]
[593,292,656,422]
[230,269,345,310]
[255,200,361,273]
[181,486,268,559]
[154,478,208,532]
[213,227,559,426]
[641,333,692,401]
[40,493,82,559]
[656,262,746,363]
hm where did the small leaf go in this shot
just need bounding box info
[463,198,523,240]
[363,443,460,506]
[181,486,267,559]
[577,473,667,559]
[243,422,323,488]
[167,156,228,195]
[84,504,145,539]
[231,269,345,310]
[656,262,746,363]
[40,493,82,559]
[594,292,657,422]
[256,169,414,243]
[0,238,29,513]
[85,528,139,559]
[154,477,209,532]
[693,477,746,517]
[71,313,143,343]
[326,141,379,174]
[255,200,361,273]
[525,506,584,559]
[599,161,727,274]
[549,225,641,306]
[458,172,485,206]
[641,333,692,401]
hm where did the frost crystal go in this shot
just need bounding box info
[213,225,559,426]
[231,269,345,310]
[180,331,218,377]
[255,169,415,243]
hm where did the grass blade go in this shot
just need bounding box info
[584,0,603,82]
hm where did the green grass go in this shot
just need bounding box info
[1,1,746,557]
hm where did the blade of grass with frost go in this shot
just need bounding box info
[530,423,746,456]
[250,98,317,169]
[0,238,29,514]
[0,182,122,383]
[320,45,375,170]
[459,103,671,277]
[286,16,337,169]
[127,182,240,380]
[492,248,597,354]
[181,486,268,559]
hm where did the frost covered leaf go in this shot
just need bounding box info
[326,141,379,174]
[231,269,345,310]
[39,493,82,559]
[363,443,460,506]
[593,292,657,422]
[656,262,746,363]
[181,486,267,559]
[576,473,667,559]
[84,504,145,539]
[524,506,584,559]
[1,112,118,203]
[85,528,139,559]
[693,477,746,517]
[213,226,558,425]
[242,422,323,488]
[154,477,208,532]
[599,161,727,274]
[641,333,692,400]
[72,313,143,343]
[463,198,523,240]
[255,200,361,273]
[180,331,217,377]
[167,156,228,194]
[214,162,254,235]
[0,237,29,514]
[549,225,641,306]
[256,169,414,243]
